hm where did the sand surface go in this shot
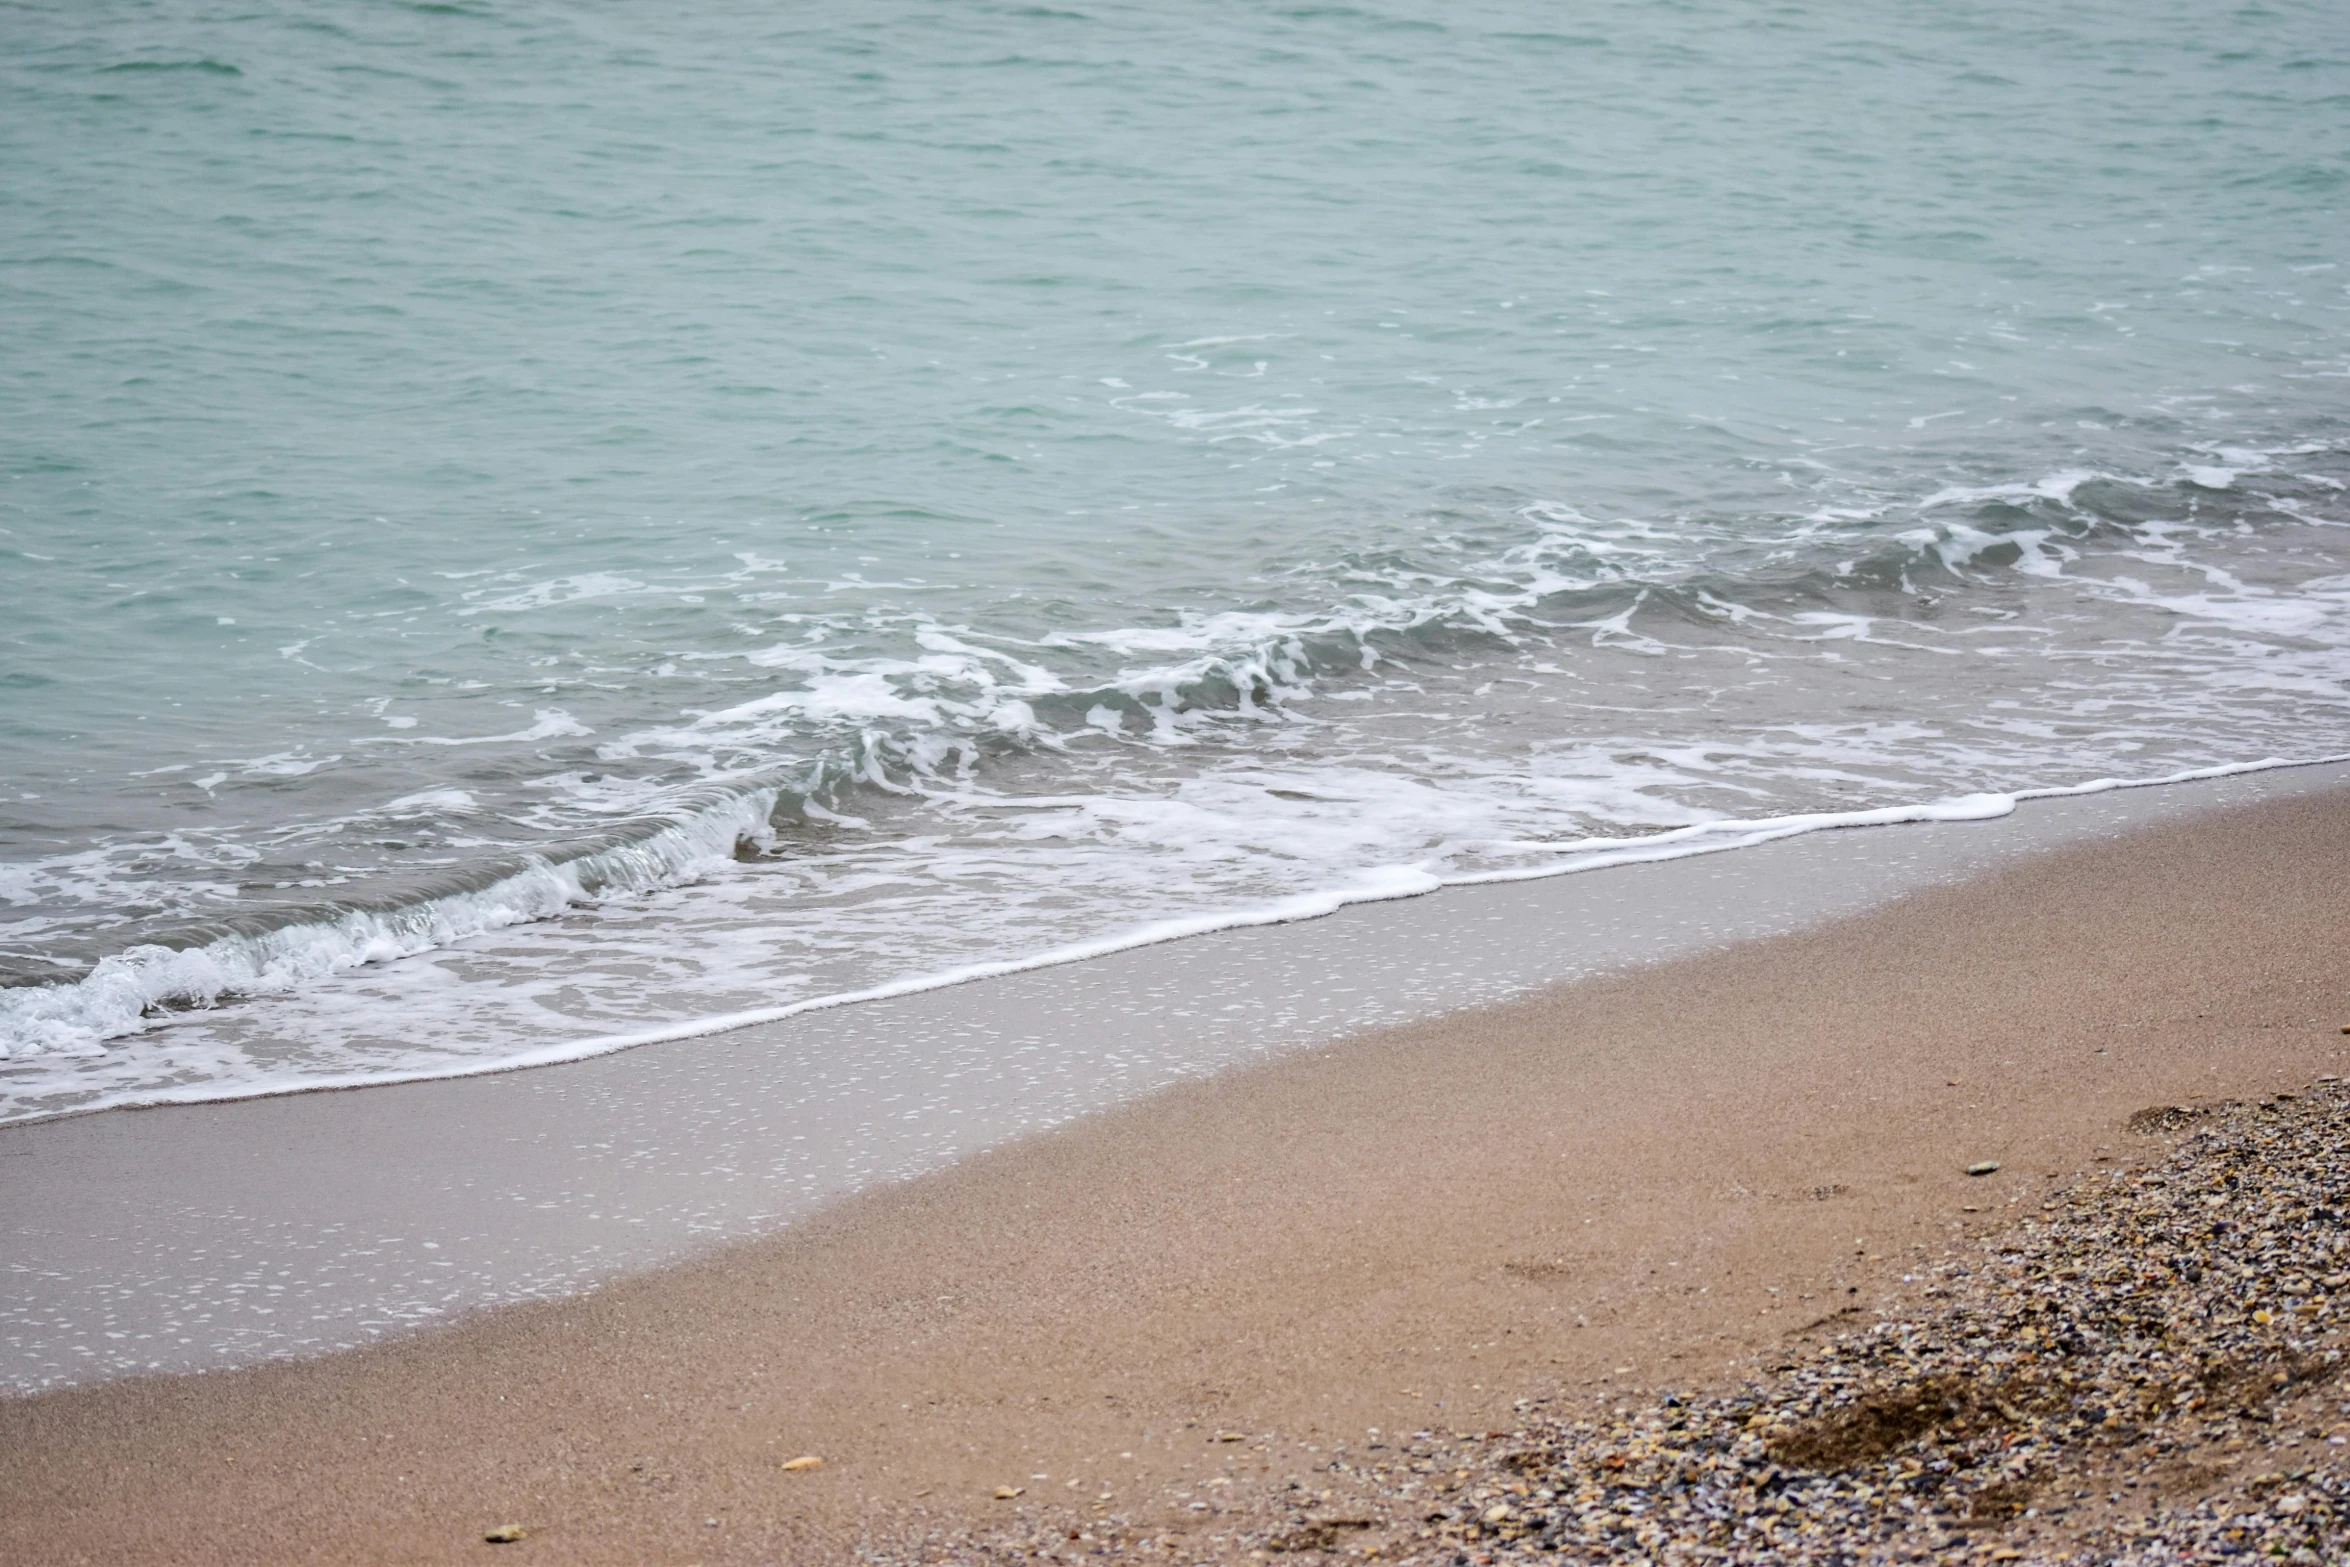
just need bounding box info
[2,786,2345,1564]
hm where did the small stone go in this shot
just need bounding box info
[993,1486,1025,1500]
[1966,1161,2001,1177]
[1213,1430,1246,1442]
[484,1524,527,1544]
[781,1454,825,1472]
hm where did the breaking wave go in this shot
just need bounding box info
[6,442,2349,1106]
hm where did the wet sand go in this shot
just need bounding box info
[2,784,2345,1564]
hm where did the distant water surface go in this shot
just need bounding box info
[3,0,2346,1120]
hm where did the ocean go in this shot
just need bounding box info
[4,0,2346,1125]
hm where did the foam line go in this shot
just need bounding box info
[15,751,2344,1126]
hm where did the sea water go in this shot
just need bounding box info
[3,0,2346,1124]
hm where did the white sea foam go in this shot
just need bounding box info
[6,447,2349,1120]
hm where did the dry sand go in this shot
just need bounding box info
[2,785,2344,1564]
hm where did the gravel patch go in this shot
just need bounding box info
[871,1079,2350,1565]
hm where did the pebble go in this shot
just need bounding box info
[1967,1160,2002,1176]
[782,1454,826,1472]
[483,1523,527,1544]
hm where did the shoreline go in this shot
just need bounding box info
[0,774,2345,1562]
[5,761,2346,1395]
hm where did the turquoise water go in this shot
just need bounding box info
[3,0,2347,1119]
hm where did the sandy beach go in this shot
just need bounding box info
[2,782,2346,1564]
[12,6,2348,1563]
